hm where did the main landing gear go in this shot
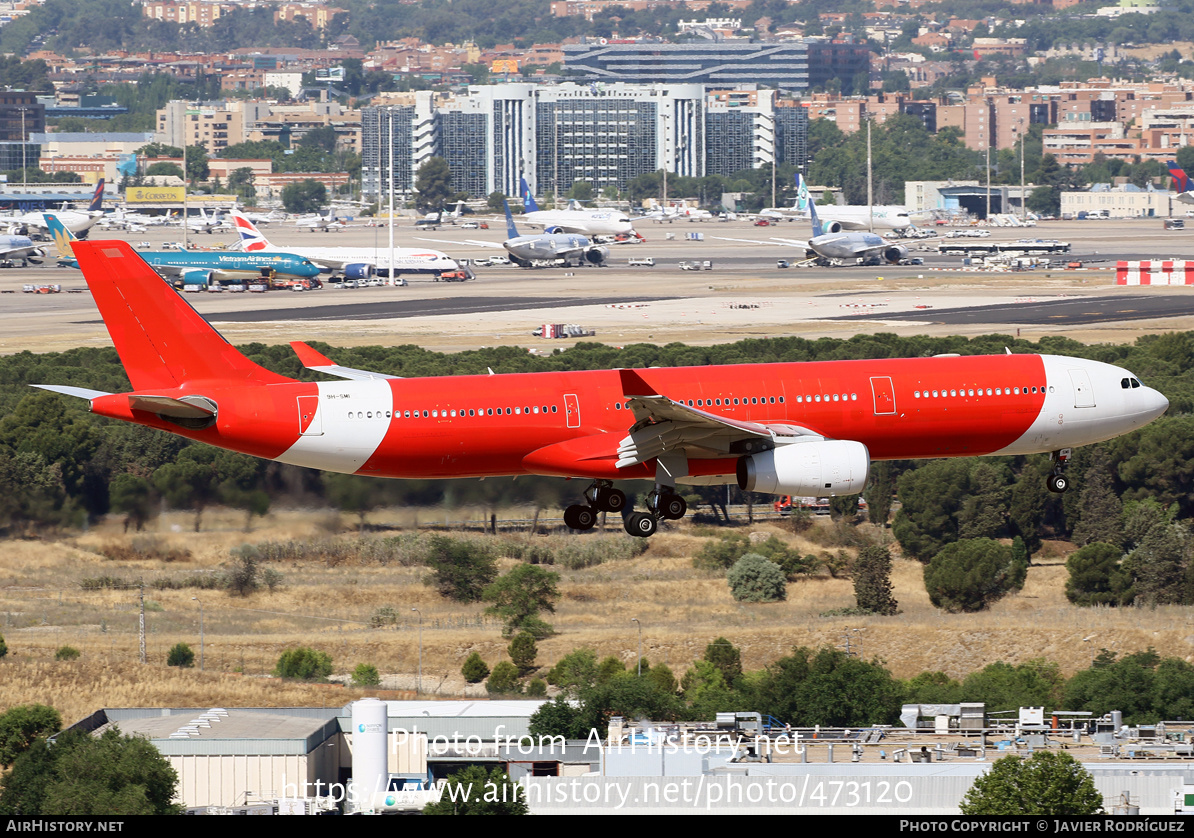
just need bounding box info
[563,480,627,531]
[1047,448,1071,494]
[562,481,687,538]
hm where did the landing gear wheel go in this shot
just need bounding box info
[596,487,627,513]
[624,512,658,538]
[564,504,597,530]
[1047,474,1069,494]
[658,493,687,521]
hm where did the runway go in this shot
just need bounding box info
[832,294,1194,326]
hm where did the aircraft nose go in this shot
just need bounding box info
[1140,387,1170,422]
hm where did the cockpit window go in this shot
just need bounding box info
[1122,378,1131,389]
[1131,379,1140,389]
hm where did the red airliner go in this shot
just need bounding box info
[40,242,1169,537]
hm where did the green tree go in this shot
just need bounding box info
[508,631,538,676]
[544,648,598,692]
[0,704,61,767]
[703,637,742,684]
[482,564,559,637]
[853,545,898,615]
[144,161,183,179]
[727,553,787,602]
[423,764,528,815]
[108,473,153,532]
[961,659,1064,714]
[486,661,522,695]
[461,652,490,684]
[923,538,1024,613]
[427,536,497,603]
[280,178,328,214]
[0,727,183,816]
[1065,542,1133,606]
[275,647,332,681]
[351,663,381,687]
[166,642,195,668]
[753,646,904,727]
[413,157,456,212]
[959,751,1103,815]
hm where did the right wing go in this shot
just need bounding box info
[415,237,505,250]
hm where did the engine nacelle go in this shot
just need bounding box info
[883,244,909,264]
[181,269,214,287]
[545,225,565,234]
[584,246,609,266]
[822,220,844,234]
[736,440,870,497]
[342,263,376,280]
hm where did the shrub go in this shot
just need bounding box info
[923,538,1024,613]
[727,553,787,602]
[526,678,547,697]
[0,633,7,659]
[54,646,79,661]
[275,647,333,681]
[351,663,381,687]
[461,652,490,684]
[486,661,522,694]
[508,632,538,675]
[166,643,195,668]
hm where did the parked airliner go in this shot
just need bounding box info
[39,240,1169,538]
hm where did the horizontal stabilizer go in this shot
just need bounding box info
[31,384,112,401]
[128,394,218,420]
[290,341,401,381]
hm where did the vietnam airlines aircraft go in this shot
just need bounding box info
[40,241,1169,537]
[46,213,320,287]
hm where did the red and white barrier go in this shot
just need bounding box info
[1117,261,1194,285]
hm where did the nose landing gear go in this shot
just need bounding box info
[1047,448,1071,493]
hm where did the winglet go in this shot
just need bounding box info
[289,340,400,381]
[618,368,658,397]
[290,340,336,368]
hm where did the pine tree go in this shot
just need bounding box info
[854,546,899,615]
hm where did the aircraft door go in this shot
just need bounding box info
[298,395,323,436]
[870,376,897,415]
[1068,368,1095,408]
[564,393,581,428]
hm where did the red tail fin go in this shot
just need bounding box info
[72,241,292,391]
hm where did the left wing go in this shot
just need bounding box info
[415,236,504,250]
[614,369,823,471]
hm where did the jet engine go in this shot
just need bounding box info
[883,244,909,264]
[342,263,376,280]
[180,269,214,288]
[27,248,45,264]
[545,225,565,234]
[736,440,870,497]
[584,245,609,266]
[821,220,844,234]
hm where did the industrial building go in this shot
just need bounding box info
[67,701,1194,814]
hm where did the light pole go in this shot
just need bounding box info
[191,596,204,671]
[631,618,641,677]
[411,607,422,696]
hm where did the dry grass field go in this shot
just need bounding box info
[1,507,1191,726]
